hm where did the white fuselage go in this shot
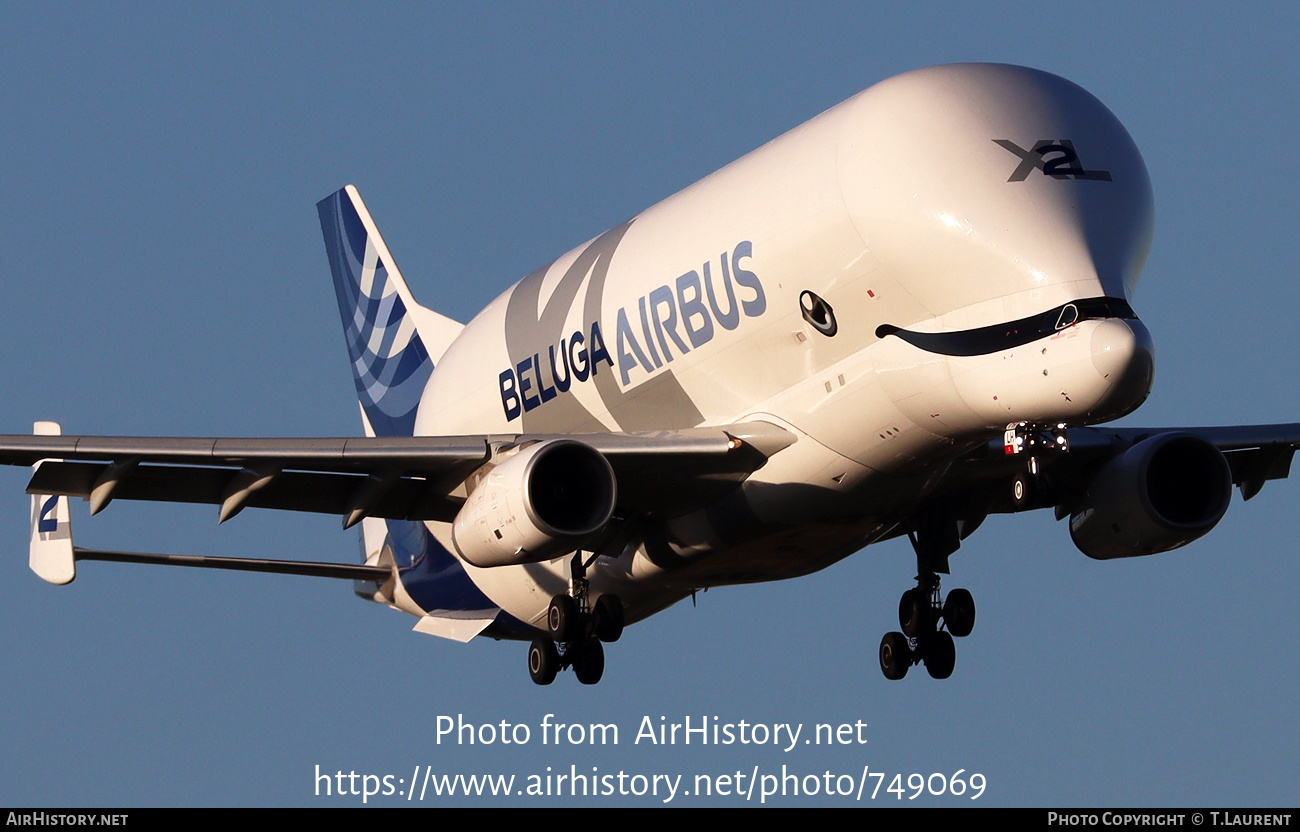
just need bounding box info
[414,64,1156,631]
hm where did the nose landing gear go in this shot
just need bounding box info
[527,551,624,686]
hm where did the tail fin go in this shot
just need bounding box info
[317,185,463,438]
[318,186,489,622]
[29,421,75,585]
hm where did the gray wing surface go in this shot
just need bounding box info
[933,421,1300,520]
[0,422,792,524]
[1071,423,1300,500]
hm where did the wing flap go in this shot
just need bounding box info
[28,462,465,522]
[1224,446,1296,500]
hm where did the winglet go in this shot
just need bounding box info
[29,421,75,585]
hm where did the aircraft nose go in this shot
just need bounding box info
[1090,317,1155,419]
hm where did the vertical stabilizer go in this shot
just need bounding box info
[317,185,464,438]
[318,187,497,631]
[29,421,75,585]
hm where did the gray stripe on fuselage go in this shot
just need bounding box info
[505,219,704,432]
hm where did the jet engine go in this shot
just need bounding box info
[1068,433,1232,559]
[452,439,617,568]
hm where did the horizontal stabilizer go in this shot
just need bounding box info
[72,547,389,581]
[412,611,499,643]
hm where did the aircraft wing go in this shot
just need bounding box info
[0,421,793,526]
[1067,422,1300,501]
[933,420,1300,531]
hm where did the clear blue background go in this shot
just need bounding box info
[1,3,1296,807]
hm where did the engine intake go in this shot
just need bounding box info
[452,439,617,568]
[1069,433,1232,559]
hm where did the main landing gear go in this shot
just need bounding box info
[878,520,977,681]
[879,577,975,680]
[528,551,624,686]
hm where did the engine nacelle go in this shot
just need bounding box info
[452,439,617,568]
[1069,433,1232,560]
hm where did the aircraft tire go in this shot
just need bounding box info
[943,588,976,638]
[573,638,605,685]
[528,639,559,685]
[899,588,928,638]
[548,594,579,642]
[592,594,625,642]
[923,631,956,680]
[879,631,911,680]
[1012,471,1039,510]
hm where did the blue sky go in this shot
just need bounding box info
[1,4,1297,806]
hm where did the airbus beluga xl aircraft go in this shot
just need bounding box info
[4,63,1293,685]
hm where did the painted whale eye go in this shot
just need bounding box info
[800,291,838,337]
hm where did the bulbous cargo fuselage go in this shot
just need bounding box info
[417,64,1158,632]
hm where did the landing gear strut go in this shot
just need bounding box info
[527,551,624,686]
[1006,421,1068,511]
[878,523,977,681]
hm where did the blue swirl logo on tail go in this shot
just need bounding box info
[318,187,502,623]
[318,188,433,438]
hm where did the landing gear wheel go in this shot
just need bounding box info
[528,639,559,685]
[899,588,928,638]
[548,594,579,642]
[943,588,976,637]
[923,631,956,679]
[1012,471,1040,510]
[572,638,605,685]
[592,594,624,642]
[879,631,911,681]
